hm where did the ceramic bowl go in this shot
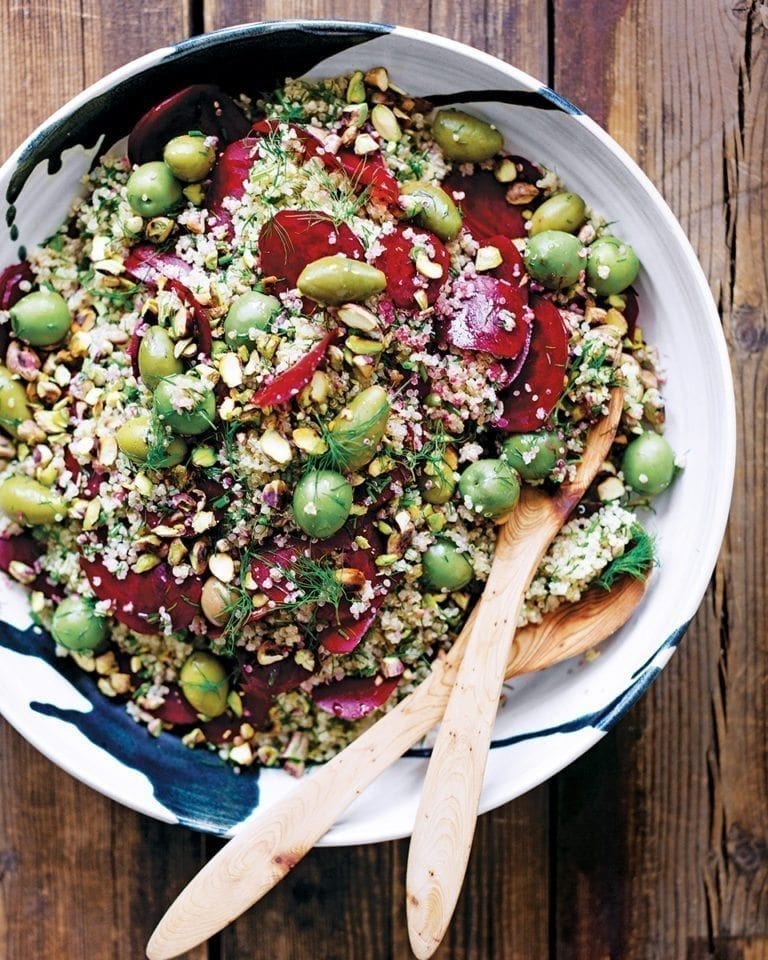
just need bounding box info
[0,20,735,842]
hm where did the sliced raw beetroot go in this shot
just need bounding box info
[496,294,570,432]
[483,233,528,296]
[149,684,200,726]
[250,328,337,408]
[334,149,401,206]
[0,534,59,598]
[206,136,260,228]
[80,556,202,634]
[372,225,450,309]
[258,210,364,291]
[314,541,384,655]
[238,655,313,729]
[0,260,34,359]
[127,85,250,165]
[439,275,532,360]
[312,674,400,721]
[623,287,639,338]
[248,540,306,619]
[444,169,526,241]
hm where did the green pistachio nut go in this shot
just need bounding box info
[421,459,456,505]
[502,431,566,481]
[51,595,108,652]
[297,257,386,305]
[153,374,216,436]
[523,230,585,290]
[138,326,184,390]
[529,192,587,236]
[179,650,230,718]
[292,470,353,539]
[585,235,640,296]
[0,365,31,437]
[163,134,216,183]
[327,385,390,470]
[400,181,463,242]
[0,475,67,525]
[430,109,504,163]
[116,414,188,467]
[458,458,521,518]
[126,161,183,218]
[621,431,676,496]
[421,539,474,591]
[10,289,71,347]
[223,291,281,348]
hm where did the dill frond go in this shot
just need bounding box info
[596,523,657,590]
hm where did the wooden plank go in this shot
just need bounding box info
[204,0,433,33]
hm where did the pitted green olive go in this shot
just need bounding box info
[0,365,31,437]
[126,162,183,217]
[430,109,504,163]
[586,236,640,296]
[622,431,676,496]
[502,431,566,481]
[297,257,386,305]
[529,192,587,236]
[327,385,390,470]
[51,595,108,652]
[458,458,521,518]
[10,289,71,346]
[223,291,281,347]
[153,374,216,436]
[163,134,216,183]
[292,470,353,539]
[400,181,463,242]
[138,326,184,390]
[524,230,585,290]
[421,459,456,505]
[179,650,230,718]
[0,475,67,525]
[116,415,188,467]
[422,539,474,591]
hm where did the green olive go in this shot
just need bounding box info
[153,374,216,436]
[422,539,474,591]
[400,181,463,242]
[529,192,587,236]
[524,231,585,290]
[163,134,216,183]
[9,289,71,347]
[0,475,67,525]
[223,291,281,348]
[126,161,183,217]
[51,595,108,652]
[327,385,390,471]
[0,365,31,437]
[622,431,676,496]
[430,109,504,163]
[296,257,386,305]
[586,236,640,296]
[292,470,353,539]
[179,650,230,718]
[421,459,456,505]
[116,414,188,467]
[502,431,566,481]
[458,458,521,518]
[138,326,184,390]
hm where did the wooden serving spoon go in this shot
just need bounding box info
[405,389,623,959]
[147,392,625,960]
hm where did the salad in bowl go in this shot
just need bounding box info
[0,65,676,779]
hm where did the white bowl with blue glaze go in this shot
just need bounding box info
[0,20,735,842]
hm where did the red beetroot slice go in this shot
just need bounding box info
[80,556,202,633]
[334,149,401,206]
[484,233,528,296]
[127,85,250,165]
[0,534,59,598]
[250,328,337,408]
[312,674,400,721]
[237,655,313,729]
[441,275,532,360]
[149,684,200,726]
[248,541,306,620]
[314,541,383,655]
[496,295,570,432]
[258,209,364,291]
[206,136,260,227]
[0,260,34,360]
[372,225,450,309]
[623,288,639,338]
[444,169,526,241]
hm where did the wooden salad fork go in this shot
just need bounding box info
[405,388,623,958]
[147,390,625,960]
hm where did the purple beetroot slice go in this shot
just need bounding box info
[441,275,532,360]
[496,294,570,432]
[444,168,527,241]
[127,85,250,165]
[372,224,450,309]
[250,329,338,409]
[312,674,400,721]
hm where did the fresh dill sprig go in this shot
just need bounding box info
[282,555,352,615]
[310,408,386,474]
[144,406,178,470]
[596,523,657,590]
[309,165,372,226]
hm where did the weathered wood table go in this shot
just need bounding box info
[0,2,763,957]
